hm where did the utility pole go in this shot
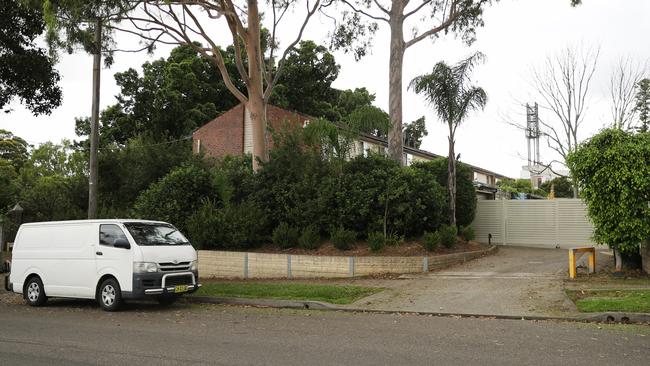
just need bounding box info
[88,18,102,219]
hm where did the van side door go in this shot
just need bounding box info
[96,224,134,294]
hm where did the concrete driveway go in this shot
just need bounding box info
[350,246,611,317]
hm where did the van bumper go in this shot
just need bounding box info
[125,271,201,299]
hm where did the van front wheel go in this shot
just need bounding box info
[24,276,47,307]
[97,278,122,311]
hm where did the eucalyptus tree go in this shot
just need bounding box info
[330,0,492,164]
[409,52,486,226]
[126,1,326,171]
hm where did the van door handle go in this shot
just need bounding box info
[96,251,103,256]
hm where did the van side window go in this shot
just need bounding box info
[99,225,128,247]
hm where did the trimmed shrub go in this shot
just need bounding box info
[133,164,218,232]
[422,231,440,252]
[367,232,385,252]
[331,227,356,251]
[439,224,458,249]
[459,226,475,241]
[272,222,299,249]
[186,200,268,250]
[299,225,321,250]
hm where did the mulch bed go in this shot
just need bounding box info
[244,240,488,257]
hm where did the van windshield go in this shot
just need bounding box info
[123,223,190,246]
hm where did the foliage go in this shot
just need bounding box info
[97,137,194,214]
[38,0,133,64]
[186,199,268,250]
[439,224,458,249]
[567,129,650,255]
[367,232,385,252]
[410,52,487,226]
[271,40,340,121]
[272,223,299,249]
[0,0,61,115]
[635,78,650,132]
[539,177,574,198]
[0,160,19,212]
[411,159,476,227]
[422,231,441,252]
[459,226,475,241]
[132,164,219,232]
[74,44,238,145]
[334,87,376,119]
[0,129,30,170]
[344,105,390,137]
[403,116,428,148]
[252,126,334,233]
[298,225,321,250]
[330,227,356,251]
[385,232,403,247]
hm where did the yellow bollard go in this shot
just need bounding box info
[568,247,596,279]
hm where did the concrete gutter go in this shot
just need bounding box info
[185,296,650,325]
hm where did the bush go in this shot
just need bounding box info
[299,225,321,250]
[439,225,458,248]
[367,232,385,252]
[411,159,477,227]
[272,222,300,249]
[422,231,440,252]
[252,127,334,233]
[133,164,218,232]
[385,232,403,246]
[331,227,356,251]
[459,226,475,241]
[186,200,268,250]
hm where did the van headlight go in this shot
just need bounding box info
[190,260,198,272]
[133,262,159,273]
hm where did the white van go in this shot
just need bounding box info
[5,219,201,311]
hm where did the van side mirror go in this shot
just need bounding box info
[113,239,131,249]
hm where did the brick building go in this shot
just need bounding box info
[192,104,312,157]
[193,104,510,199]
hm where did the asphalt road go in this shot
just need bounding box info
[0,295,648,366]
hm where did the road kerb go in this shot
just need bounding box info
[185,295,650,325]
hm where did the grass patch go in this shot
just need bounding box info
[195,282,382,305]
[566,289,650,313]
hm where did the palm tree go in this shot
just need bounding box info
[409,53,488,227]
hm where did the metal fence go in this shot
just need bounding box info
[470,199,596,249]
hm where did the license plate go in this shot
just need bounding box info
[174,285,189,293]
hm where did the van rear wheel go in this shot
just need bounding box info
[24,276,47,307]
[97,278,122,311]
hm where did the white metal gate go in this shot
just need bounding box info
[470,199,596,249]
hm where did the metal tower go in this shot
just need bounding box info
[525,103,540,166]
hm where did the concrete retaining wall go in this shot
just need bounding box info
[198,246,497,279]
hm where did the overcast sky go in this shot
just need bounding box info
[1,0,649,178]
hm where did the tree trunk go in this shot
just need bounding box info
[88,18,102,219]
[448,131,457,227]
[614,247,622,272]
[246,0,268,171]
[387,6,405,165]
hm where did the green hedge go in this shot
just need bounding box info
[133,127,477,250]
